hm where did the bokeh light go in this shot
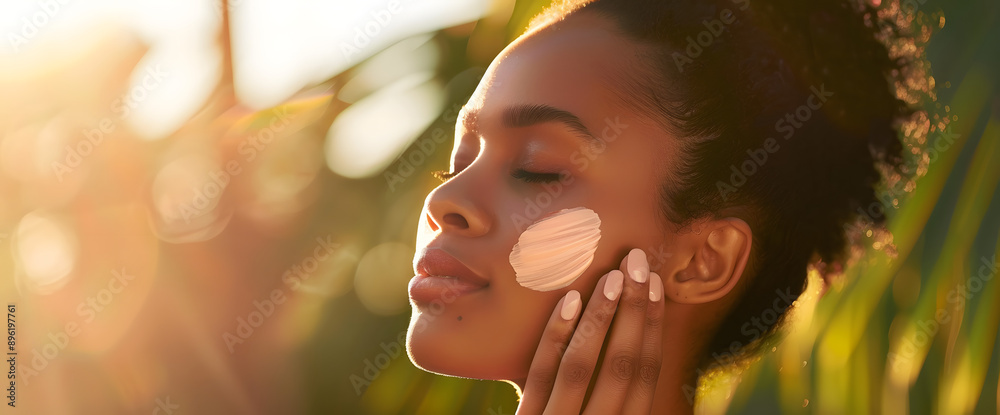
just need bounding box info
[354,242,416,316]
[13,211,78,294]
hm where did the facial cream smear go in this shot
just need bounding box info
[509,207,602,292]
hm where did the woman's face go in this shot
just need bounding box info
[407,14,680,381]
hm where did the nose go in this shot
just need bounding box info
[423,176,492,238]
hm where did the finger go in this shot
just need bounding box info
[622,272,664,415]
[542,270,625,415]
[584,248,650,415]
[517,289,583,415]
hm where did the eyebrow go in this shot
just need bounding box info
[460,104,599,142]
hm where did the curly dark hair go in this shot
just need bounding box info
[528,0,926,372]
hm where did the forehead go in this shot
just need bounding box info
[461,13,641,128]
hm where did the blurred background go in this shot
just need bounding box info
[0,0,997,414]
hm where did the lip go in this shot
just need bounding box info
[409,247,489,305]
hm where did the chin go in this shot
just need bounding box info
[406,310,530,381]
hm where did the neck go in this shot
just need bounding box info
[649,359,697,415]
[650,307,709,415]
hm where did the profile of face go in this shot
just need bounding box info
[403,0,910,400]
[406,13,687,383]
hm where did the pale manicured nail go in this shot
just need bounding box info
[649,272,663,302]
[604,270,624,301]
[561,290,581,320]
[627,248,649,283]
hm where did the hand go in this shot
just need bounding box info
[516,248,665,415]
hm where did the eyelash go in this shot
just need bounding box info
[431,169,562,183]
[431,170,458,182]
[511,169,563,183]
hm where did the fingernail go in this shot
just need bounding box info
[649,272,663,302]
[604,270,624,301]
[627,248,648,283]
[561,290,581,320]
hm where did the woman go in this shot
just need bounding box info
[406,0,917,413]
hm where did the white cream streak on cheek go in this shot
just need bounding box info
[509,207,602,292]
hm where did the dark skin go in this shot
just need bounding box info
[407,12,754,414]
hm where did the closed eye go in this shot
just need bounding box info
[432,168,563,183]
[511,169,562,183]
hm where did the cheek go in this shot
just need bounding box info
[509,207,602,292]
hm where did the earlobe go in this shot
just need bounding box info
[663,218,752,304]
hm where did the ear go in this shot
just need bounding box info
[662,218,752,304]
